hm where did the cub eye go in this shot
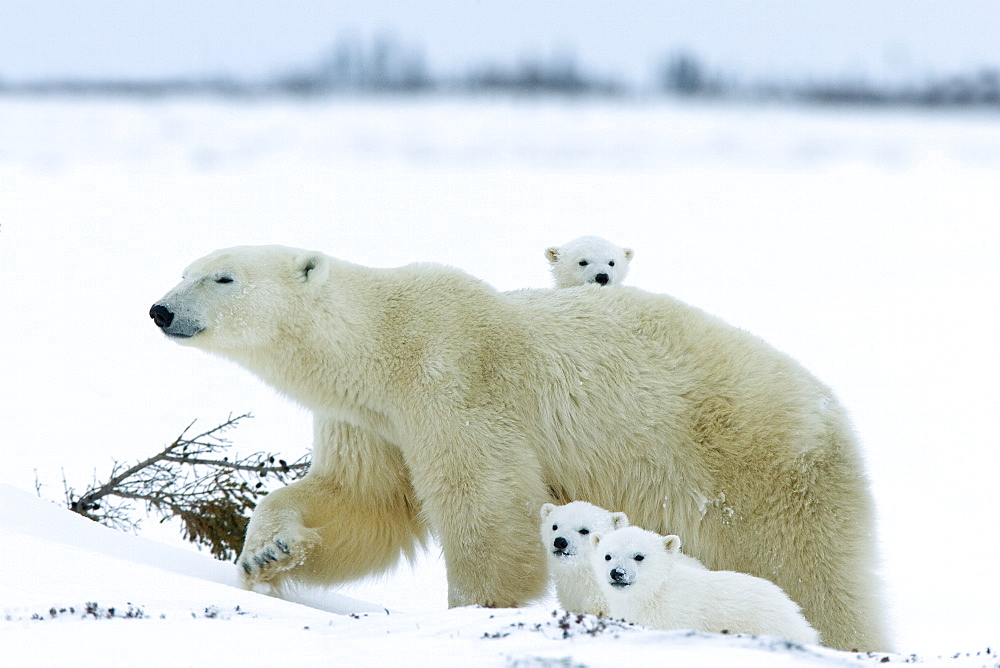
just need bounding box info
[604,554,611,561]
[634,554,645,562]
[608,260,615,267]
[215,276,234,284]
[552,524,558,531]
[578,528,589,535]
[578,260,588,266]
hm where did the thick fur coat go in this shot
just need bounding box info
[151,245,888,651]
[593,527,820,645]
[539,501,630,616]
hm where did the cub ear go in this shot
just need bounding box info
[296,253,329,284]
[540,503,556,520]
[590,533,602,549]
[610,511,630,529]
[663,534,682,554]
[623,248,634,262]
[544,247,560,264]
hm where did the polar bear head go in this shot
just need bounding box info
[544,236,633,288]
[539,501,629,567]
[149,245,331,355]
[591,526,681,594]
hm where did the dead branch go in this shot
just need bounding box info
[63,413,310,560]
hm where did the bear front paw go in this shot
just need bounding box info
[237,527,319,589]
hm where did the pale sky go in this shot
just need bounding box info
[1,1,999,86]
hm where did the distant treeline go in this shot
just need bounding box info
[2,35,999,108]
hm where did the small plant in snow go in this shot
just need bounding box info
[58,413,308,560]
[30,603,146,621]
[484,610,633,643]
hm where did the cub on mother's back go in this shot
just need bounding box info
[545,235,633,287]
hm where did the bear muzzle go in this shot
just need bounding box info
[609,567,632,587]
[552,536,572,557]
[149,304,174,328]
[149,303,203,338]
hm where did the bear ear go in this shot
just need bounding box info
[590,533,602,548]
[540,503,556,520]
[663,534,682,554]
[623,248,634,262]
[544,247,560,264]
[296,253,329,284]
[610,512,630,529]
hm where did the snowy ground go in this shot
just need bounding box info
[1,95,998,666]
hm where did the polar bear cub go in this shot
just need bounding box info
[539,501,630,616]
[592,527,819,645]
[545,236,633,288]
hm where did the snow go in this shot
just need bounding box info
[0,482,993,666]
[1,96,998,665]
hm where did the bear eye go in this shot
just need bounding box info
[634,554,645,562]
[578,260,588,267]
[604,554,611,561]
[215,276,234,284]
[608,260,615,267]
[578,528,589,535]
[552,524,558,531]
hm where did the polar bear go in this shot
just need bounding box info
[539,501,630,616]
[592,527,819,645]
[545,235,633,287]
[540,501,706,617]
[150,244,888,651]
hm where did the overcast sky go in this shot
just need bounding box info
[2,1,999,86]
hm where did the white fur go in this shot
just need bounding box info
[150,245,889,651]
[539,501,629,616]
[540,501,706,616]
[592,527,819,645]
[545,235,633,288]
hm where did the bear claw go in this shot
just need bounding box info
[238,533,309,585]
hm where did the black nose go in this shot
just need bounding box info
[610,568,627,582]
[553,536,568,550]
[149,304,174,329]
[594,273,609,285]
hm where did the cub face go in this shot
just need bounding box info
[545,236,633,288]
[539,501,629,564]
[592,526,681,591]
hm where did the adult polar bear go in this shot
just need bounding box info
[150,245,888,652]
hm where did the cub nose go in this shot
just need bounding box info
[149,304,174,329]
[594,273,609,285]
[553,536,568,550]
[610,567,627,582]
